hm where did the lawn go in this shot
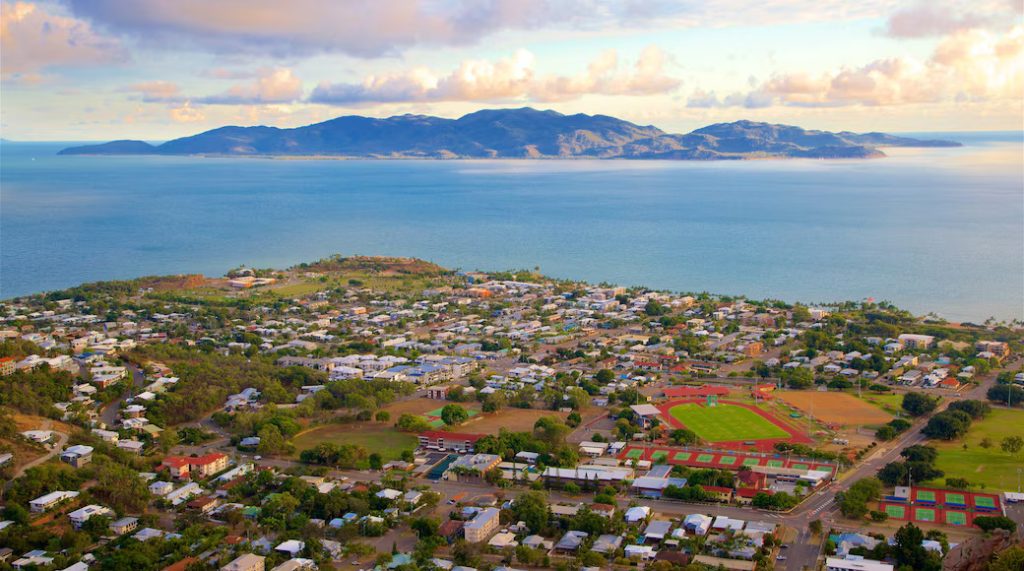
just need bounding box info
[667,403,790,442]
[291,424,418,462]
[859,393,905,415]
[927,408,1024,490]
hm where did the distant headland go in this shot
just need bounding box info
[58,108,961,160]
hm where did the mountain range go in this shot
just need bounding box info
[58,108,961,160]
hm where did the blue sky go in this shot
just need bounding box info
[2,0,1021,140]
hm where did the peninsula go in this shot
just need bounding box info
[58,108,960,160]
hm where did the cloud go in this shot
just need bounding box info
[199,68,303,104]
[884,2,987,38]
[125,80,182,102]
[170,101,204,123]
[310,46,679,105]
[63,0,932,59]
[1,1,126,79]
[66,0,588,58]
[690,24,1024,109]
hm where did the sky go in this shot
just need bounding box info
[1,0,1022,141]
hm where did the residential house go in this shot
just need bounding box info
[221,554,266,571]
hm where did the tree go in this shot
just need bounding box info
[947,400,991,419]
[893,523,941,571]
[257,423,288,455]
[922,411,972,440]
[901,445,938,464]
[410,517,440,539]
[902,393,938,417]
[987,384,1024,407]
[990,546,1024,571]
[368,453,383,470]
[375,410,390,422]
[809,519,823,535]
[840,478,883,519]
[973,516,1017,533]
[566,411,582,427]
[440,404,469,427]
[784,367,814,389]
[980,437,993,449]
[1000,436,1023,455]
[396,413,432,432]
[595,369,615,383]
[669,428,699,445]
[511,491,550,533]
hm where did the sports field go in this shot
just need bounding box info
[776,391,892,425]
[291,425,417,462]
[928,408,1024,489]
[667,402,790,442]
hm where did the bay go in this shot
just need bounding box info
[1,133,1021,322]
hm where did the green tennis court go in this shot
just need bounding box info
[767,460,784,467]
[915,490,936,502]
[791,463,809,470]
[718,456,738,465]
[666,403,791,442]
[625,448,644,459]
[743,458,761,466]
[673,452,692,461]
[652,451,668,462]
[945,511,968,525]
[915,508,936,522]
[944,493,965,505]
[885,505,907,519]
[696,453,715,463]
[974,496,996,508]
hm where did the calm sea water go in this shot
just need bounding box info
[2,133,1022,322]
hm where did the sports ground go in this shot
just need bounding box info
[879,486,1003,528]
[656,398,812,451]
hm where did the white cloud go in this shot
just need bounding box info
[690,25,1024,108]
[1,1,126,80]
[169,101,205,123]
[310,46,680,105]
[199,68,303,104]
[126,80,182,102]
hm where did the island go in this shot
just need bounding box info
[58,108,961,160]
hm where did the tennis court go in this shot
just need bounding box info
[625,448,644,459]
[652,451,668,462]
[974,496,997,510]
[915,508,937,522]
[945,511,968,526]
[718,456,738,466]
[696,453,715,463]
[674,452,692,461]
[944,493,966,507]
[885,504,907,519]
[743,458,760,466]
[884,488,1005,528]
[915,490,937,503]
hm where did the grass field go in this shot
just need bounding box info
[859,393,906,415]
[668,403,790,442]
[927,408,1024,490]
[291,424,418,462]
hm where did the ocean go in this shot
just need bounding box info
[1,133,1021,322]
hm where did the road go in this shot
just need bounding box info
[5,423,68,491]
[99,362,147,428]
